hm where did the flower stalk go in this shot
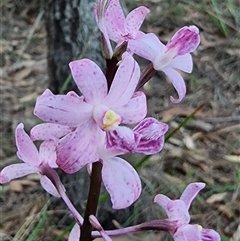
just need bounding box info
[92,219,178,238]
[80,161,103,241]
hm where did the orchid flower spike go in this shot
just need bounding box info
[102,0,149,50]
[154,182,221,241]
[0,123,60,197]
[33,53,147,174]
[129,26,200,103]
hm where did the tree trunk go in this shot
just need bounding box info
[45,0,104,94]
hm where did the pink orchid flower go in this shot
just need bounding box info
[33,53,147,173]
[98,117,168,209]
[32,117,167,208]
[98,0,149,49]
[0,123,60,197]
[154,182,221,241]
[128,26,201,103]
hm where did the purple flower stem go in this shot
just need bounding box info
[41,165,83,226]
[80,161,103,241]
[91,219,177,238]
[60,186,84,226]
[136,63,157,90]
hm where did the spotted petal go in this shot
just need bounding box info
[103,53,140,108]
[102,157,141,209]
[180,182,205,210]
[69,59,108,105]
[40,175,60,197]
[0,163,38,183]
[34,90,92,127]
[125,6,150,38]
[114,91,147,124]
[30,123,74,141]
[56,121,99,173]
[105,0,125,42]
[15,123,40,166]
[39,140,58,168]
[154,195,190,226]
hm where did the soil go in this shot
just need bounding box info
[0,0,239,240]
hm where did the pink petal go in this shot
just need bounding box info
[168,54,193,73]
[180,182,205,210]
[68,223,81,241]
[34,91,92,127]
[15,123,40,165]
[106,126,139,153]
[115,91,147,124]
[166,25,200,55]
[0,163,38,183]
[105,0,125,42]
[103,52,140,108]
[174,224,200,241]
[56,121,99,173]
[133,117,168,155]
[125,6,150,38]
[154,195,190,225]
[40,175,60,197]
[128,33,165,61]
[69,59,108,105]
[30,123,75,141]
[200,228,221,241]
[162,68,186,103]
[94,0,113,58]
[135,30,145,39]
[39,140,58,168]
[102,157,141,209]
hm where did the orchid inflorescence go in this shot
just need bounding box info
[0,0,221,240]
